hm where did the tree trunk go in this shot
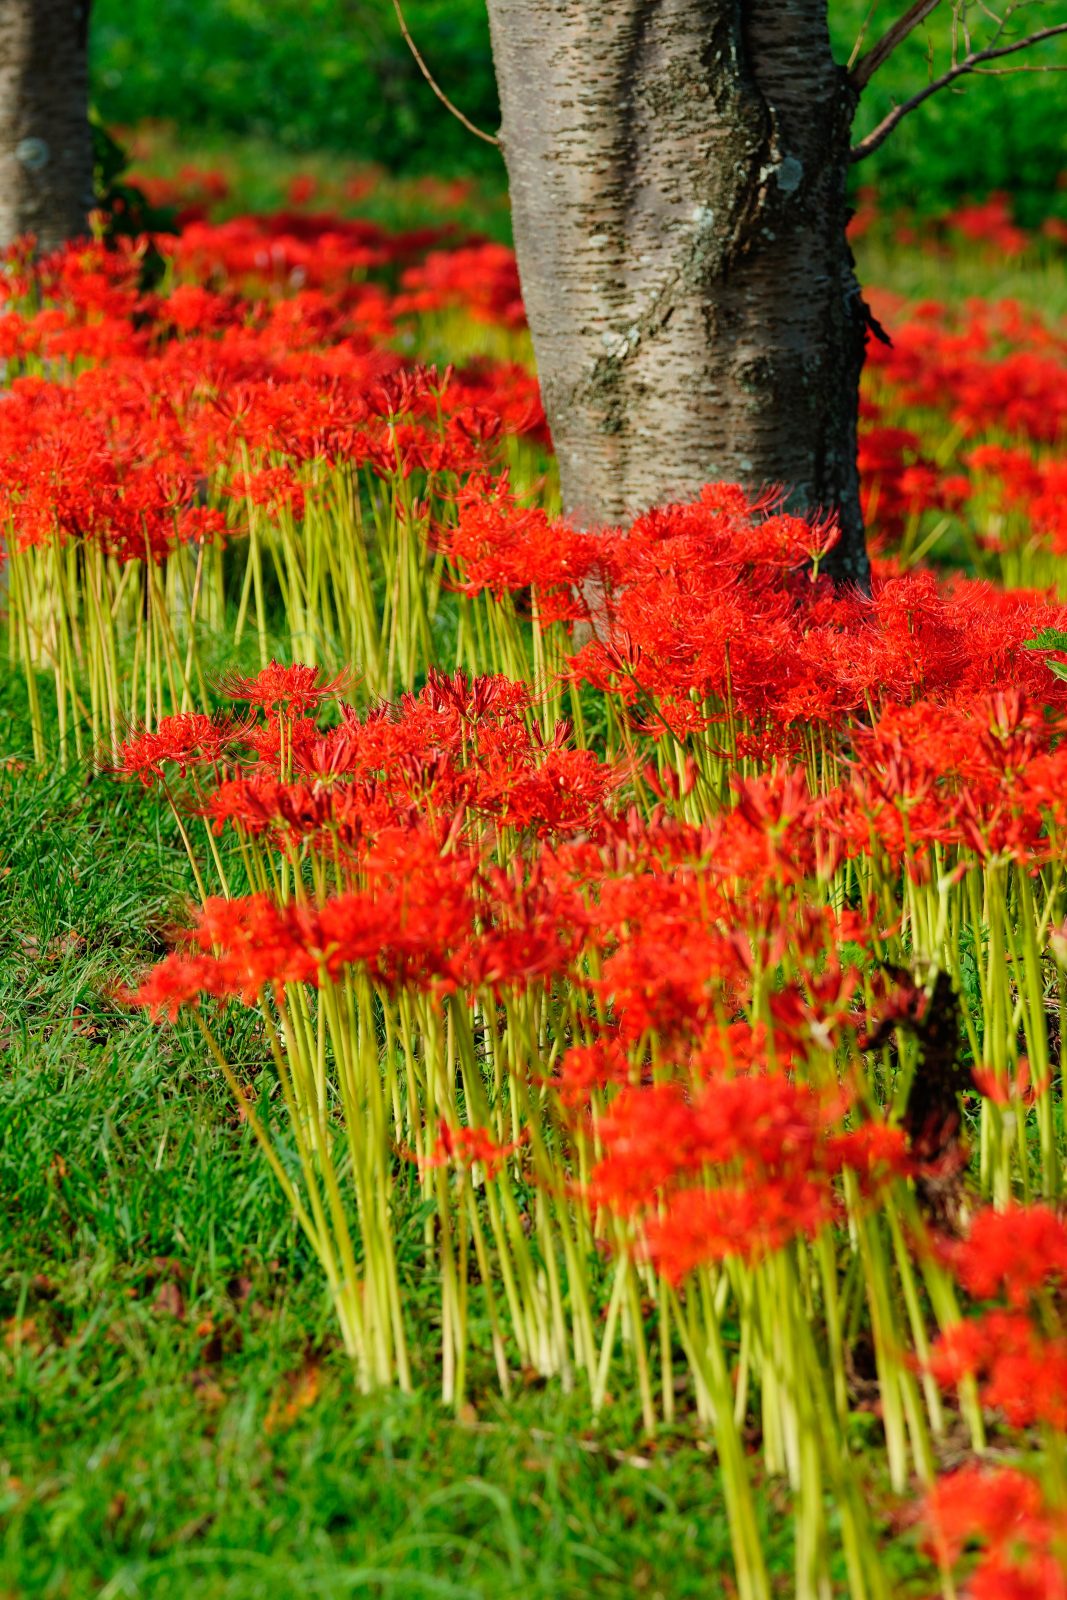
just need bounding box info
[0,0,93,253]
[484,0,870,587]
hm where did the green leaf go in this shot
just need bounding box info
[1022,628,1067,652]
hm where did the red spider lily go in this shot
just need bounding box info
[129,670,621,856]
[126,951,230,1020]
[117,713,244,782]
[562,493,1067,739]
[947,194,1031,260]
[584,1068,907,1280]
[52,183,1067,1588]
[219,661,352,715]
[590,1074,847,1215]
[548,1035,633,1108]
[923,1466,1067,1600]
[444,478,600,620]
[949,1204,1067,1306]
[420,1121,527,1178]
[858,423,969,539]
[224,465,306,518]
[396,243,526,328]
[928,1312,1067,1429]
[642,1178,833,1282]
[971,1057,1053,1108]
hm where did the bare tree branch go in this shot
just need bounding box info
[851,21,1067,161]
[391,0,501,148]
[850,0,944,90]
[972,60,1067,71]
[846,5,881,72]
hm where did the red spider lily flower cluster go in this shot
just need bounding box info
[857,286,1067,576]
[2,190,1062,596]
[865,294,1067,446]
[850,185,1067,262]
[858,422,970,538]
[218,661,352,715]
[925,1205,1067,1433]
[968,444,1067,558]
[441,478,1067,739]
[132,164,231,226]
[0,221,548,573]
[396,243,526,328]
[118,711,246,783]
[924,1465,1067,1599]
[823,690,1067,870]
[589,1076,908,1280]
[419,1120,528,1178]
[119,666,620,853]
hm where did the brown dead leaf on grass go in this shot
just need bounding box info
[189,1368,227,1410]
[3,1316,46,1355]
[153,1281,186,1320]
[264,1357,321,1433]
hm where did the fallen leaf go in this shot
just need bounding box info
[264,1360,320,1433]
[189,1369,226,1409]
[153,1282,186,1321]
[3,1317,44,1354]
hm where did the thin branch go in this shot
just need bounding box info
[850,0,944,90]
[847,4,881,72]
[851,22,1067,161]
[972,59,1067,71]
[391,0,501,148]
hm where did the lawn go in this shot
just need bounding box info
[1,145,1066,1599]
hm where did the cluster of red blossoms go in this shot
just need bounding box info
[587,1073,907,1280]
[928,1206,1067,1432]
[122,655,1061,1276]
[444,477,1067,740]
[122,662,921,1298]
[0,218,544,565]
[924,1464,1067,1600]
[119,663,617,851]
[860,289,1066,556]
[848,185,1067,258]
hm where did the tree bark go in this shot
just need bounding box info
[0,0,93,253]
[485,0,870,587]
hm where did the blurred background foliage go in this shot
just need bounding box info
[90,0,1066,222]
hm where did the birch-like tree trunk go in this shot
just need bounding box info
[0,0,93,252]
[485,0,870,585]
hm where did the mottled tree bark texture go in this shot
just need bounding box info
[485,0,871,586]
[0,0,92,252]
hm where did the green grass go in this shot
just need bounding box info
[856,231,1067,318]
